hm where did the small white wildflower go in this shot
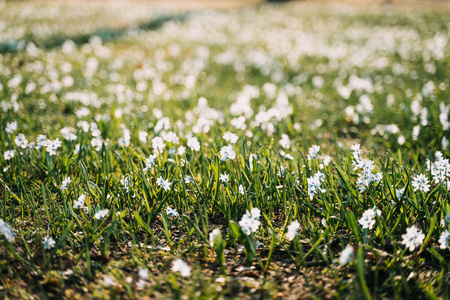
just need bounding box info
[339,245,354,266]
[279,134,291,149]
[184,175,194,184]
[219,173,229,183]
[220,145,236,161]
[178,146,186,155]
[60,176,71,191]
[14,133,28,149]
[223,132,239,144]
[401,225,425,251]
[412,174,430,193]
[395,187,405,199]
[94,209,109,220]
[156,177,172,191]
[239,208,261,235]
[358,207,381,230]
[5,121,17,134]
[166,207,179,217]
[143,154,157,172]
[307,145,320,160]
[0,219,15,242]
[209,228,221,246]
[439,230,450,249]
[187,137,200,151]
[138,267,149,280]
[136,279,147,290]
[46,138,62,156]
[307,171,326,200]
[4,150,15,160]
[73,194,86,209]
[152,137,165,154]
[323,155,332,166]
[172,259,191,277]
[103,275,116,287]
[139,131,148,143]
[36,134,47,149]
[286,220,300,241]
[238,184,245,195]
[43,236,56,250]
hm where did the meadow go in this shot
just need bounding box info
[1,1,450,299]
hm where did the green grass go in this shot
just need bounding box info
[0,1,450,299]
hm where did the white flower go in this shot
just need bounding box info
[339,245,354,265]
[139,131,148,143]
[351,144,362,166]
[103,275,116,287]
[5,121,17,134]
[219,173,229,183]
[358,207,381,230]
[429,152,450,184]
[61,127,77,141]
[73,194,86,209]
[136,279,146,290]
[279,134,291,149]
[143,154,157,172]
[60,176,71,191]
[74,144,81,155]
[14,133,28,149]
[223,132,239,144]
[4,150,15,160]
[0,219,15,242]
[46,138,62,156]
[152,137,165,154]
[354,157,382,193]
[239,208,261,235]
[156,177,172,191]
[209,228,221,246]
[44,236,56,250]
[323,155,332,166]
[220,145,236,161]
[286,220,300,241]
[439,230,450,249]
[307,145,320,160]
[187,137,200,151]
[395,187,405,199]
[412,174,430,193]
[94,209,109,220]
[138,267,149,280]
[238,185,245,195]
[172,259,191,277]
[177,146,186,155]
[184,175,194,184]
[307,171,326,200]
[401,225,425,251]
[166,207,179,217]
[36,134,47,149]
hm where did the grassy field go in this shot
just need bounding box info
[1,1,450,299]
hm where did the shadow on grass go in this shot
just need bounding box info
[0,12,191,54]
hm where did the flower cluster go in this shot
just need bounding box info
[352,144,382,192]
[428,151,450,187]
[239,208,261,236]
[358,207,381,230]
[307,171,326,200]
